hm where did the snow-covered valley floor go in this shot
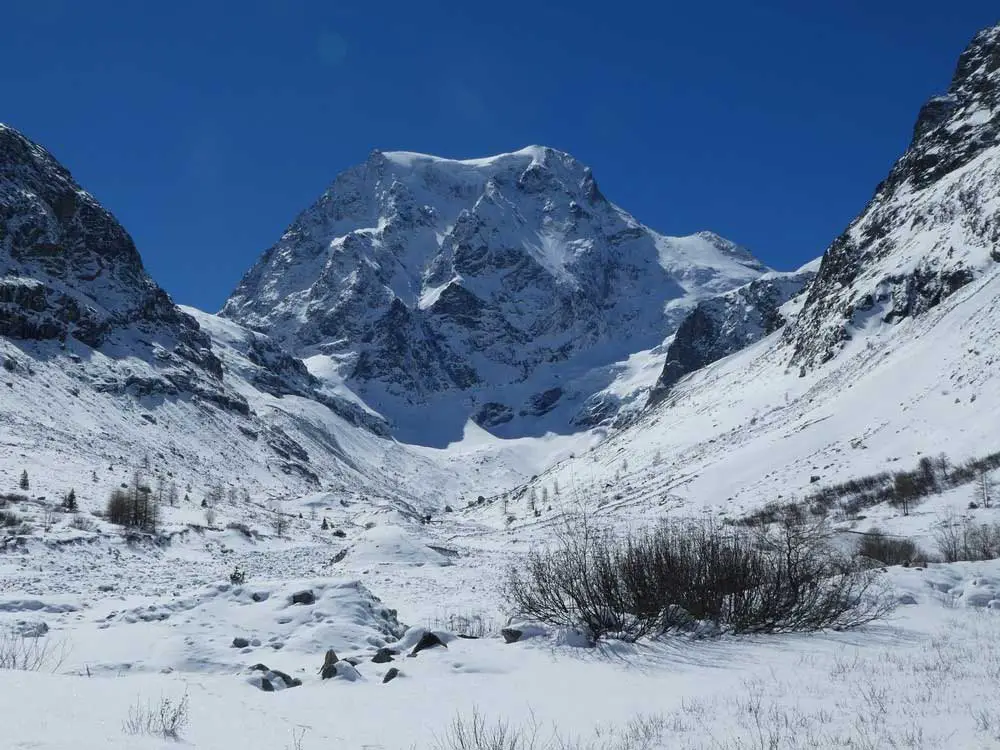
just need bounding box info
[5,497,1000,750]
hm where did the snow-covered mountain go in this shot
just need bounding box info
[503,22,1000,526]
[0,123,242,413]
[0,123,493,510]
[786,23,1000,367]
[222,147,769,443]
[647,261,819,407]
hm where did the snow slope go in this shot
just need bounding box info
[495,23,1000,533]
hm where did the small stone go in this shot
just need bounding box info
[501,628,523,644]
[372,648,395,664]
[409,631,446,656]
[232,637,250,648]
[320,648,339,679]
[290,590,316,605]
[383,667,400,684]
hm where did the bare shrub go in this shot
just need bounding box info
[502,517,662,643]
[855,528,925,566]
[432,709,543,750]
[226,521,254,538]
[503,517,893,642]
[123,693,190,741]
[934,514,1000,562]
[0,628,65,671]
[68,515,97,532]
[429,710,668,750]
[428,612,499,639]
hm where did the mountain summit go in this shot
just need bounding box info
[222,146,768,442]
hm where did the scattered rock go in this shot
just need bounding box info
[290,590,316,605]
[247,664,301,691]
[383,667,400,684]
[898,593,918,606]
[232,637,250,648]
[320,648,339,679]
[409,631,446,656]
[15,620,49,638]
[372,648,395,664]
[329,660,362,681]
[501,628,523,644]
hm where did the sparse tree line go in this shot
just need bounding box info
[740,449,1000,528]
[3,465,267,538]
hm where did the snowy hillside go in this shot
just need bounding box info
[787,23,1000,367]
[222,147,769,443]
[0,123,537,515]
[499,23,1000,532]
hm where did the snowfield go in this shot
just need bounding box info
[6,514,1000,749]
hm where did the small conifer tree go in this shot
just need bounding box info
[63,488,78,512]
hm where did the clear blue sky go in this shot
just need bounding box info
[2,1,996,311]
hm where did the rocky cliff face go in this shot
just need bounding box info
[222,147,768,437]
[0,123,249,412]
[648,265,817,406]
[786,24,1000,367]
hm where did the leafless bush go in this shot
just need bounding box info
[123,693,190,741]
[428,710,667,750]
[226,521,255,538]
[68,515,97,532]
[934,514,1000,562]
[428,612,499,639]
[855,528,926,566]
[432,709,544,750]
[0,628,65,671]
[503,517,894,642]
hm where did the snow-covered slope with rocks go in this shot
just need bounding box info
[647,261,819,407]
[499,23,1000,529]
[6,21,1000,750]
[222,147,768,443]
[787,23,1000,367]
[0,122,520,515]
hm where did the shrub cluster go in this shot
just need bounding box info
[503,517,893,643]
[855,528,926,566]
[934,516,1000,562]
[742,449,1000,526]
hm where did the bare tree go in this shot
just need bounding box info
[270,503,289,537]
[977,470,997,508]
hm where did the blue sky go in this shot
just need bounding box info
[2,1,996,310]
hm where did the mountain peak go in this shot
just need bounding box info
[223,145,768,441]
